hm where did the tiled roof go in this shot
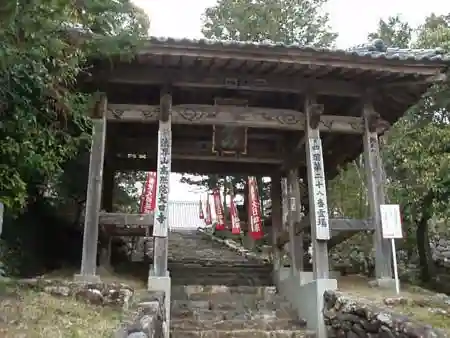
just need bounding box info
[145,36,450,63]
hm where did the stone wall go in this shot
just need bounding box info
[432,238,450,269]
[114,291,166,338]
[330,234,450,283]
[323,290,448,338]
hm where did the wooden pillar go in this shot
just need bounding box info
[270,173,282,272]
[100,236,112,268]
[281,177,289,231]
[363,101,393,280]
[76,94,107,282]
[102,165,114,212]
[288,169,304,272]
[305,96,330,280]
[0,201,3,237]
[287,171,297,275]
[152,90,172,277]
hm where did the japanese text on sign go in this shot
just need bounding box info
[248,177,263,240]
[153,125,171,237]
[213,188,225,230]
[309,137,330,240]
[380,204,403,239]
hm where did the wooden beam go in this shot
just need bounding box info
[112,137,281,161]
[296,216,374,232]
[93,66,364,97]
[275,217,374,248]
[99,212,153,226]
[102,224,149,237]
[115,153,282,164]
[107,104,370,133]
[113,157,278,175]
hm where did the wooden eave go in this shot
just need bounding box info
[134,39,447,77]
[84,38,450,179]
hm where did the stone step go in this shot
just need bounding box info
[170,329,315,338]
[168,261,272,269]
[171,285,278,299]
[170,270,272,278]
[172,276,272,286]
[172,279,272,286]
[171,301,297,319]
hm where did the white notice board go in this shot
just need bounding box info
[380,204,403,239]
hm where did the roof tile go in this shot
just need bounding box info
[145,36,450,63]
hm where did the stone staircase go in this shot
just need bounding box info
[166,230,313,338]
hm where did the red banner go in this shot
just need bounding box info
[140,172,157,213]
[205,195,212,226]
[248,176,263,240]
[229,190,241,234]
[199,198,204,220]
[213,188,225,230]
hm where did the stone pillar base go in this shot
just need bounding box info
[243,234,256,250]
[148,270,171,338]
[369,277,396,290]
[73,273,101,284]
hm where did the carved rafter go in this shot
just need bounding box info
[107,104,375,134]
[91,67,364,97]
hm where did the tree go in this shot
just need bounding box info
[0,0,150,275]
[202,0,337,47]
[0,0,149,213]
[368,15,413,48]
[329,14,450,284]
[382,13,450,283]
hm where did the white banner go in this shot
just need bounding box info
[153,121,172,237]
[308,137,330,240]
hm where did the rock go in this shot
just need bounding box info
[76,288,104,305]
[383,297,408,306]
[323,290,447,338]
[127,332,148,338]
[113,291,165,338]
[15,277,134,308]
[43,285,70,297]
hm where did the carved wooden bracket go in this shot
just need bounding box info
[308,103,324,129]
[365,111,390,133]
[90,92,107,119]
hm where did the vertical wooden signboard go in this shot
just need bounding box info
[305,97,330,280]
[152,121,172,237]
[307,137,330,240]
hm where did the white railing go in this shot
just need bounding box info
[167,200,203,230]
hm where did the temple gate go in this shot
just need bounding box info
[77,37,449,337]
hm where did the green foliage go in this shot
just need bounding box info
[202,0,337,46]
[368,15,413,48]
[0,0,149,213]
[0,0,149,274]
[327,158,368,219]
[329,14,450,283]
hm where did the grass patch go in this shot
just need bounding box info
[393,305,450,331]
[338,275,450,333]
[0,268,146,338]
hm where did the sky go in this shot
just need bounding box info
[132,0,450,201]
